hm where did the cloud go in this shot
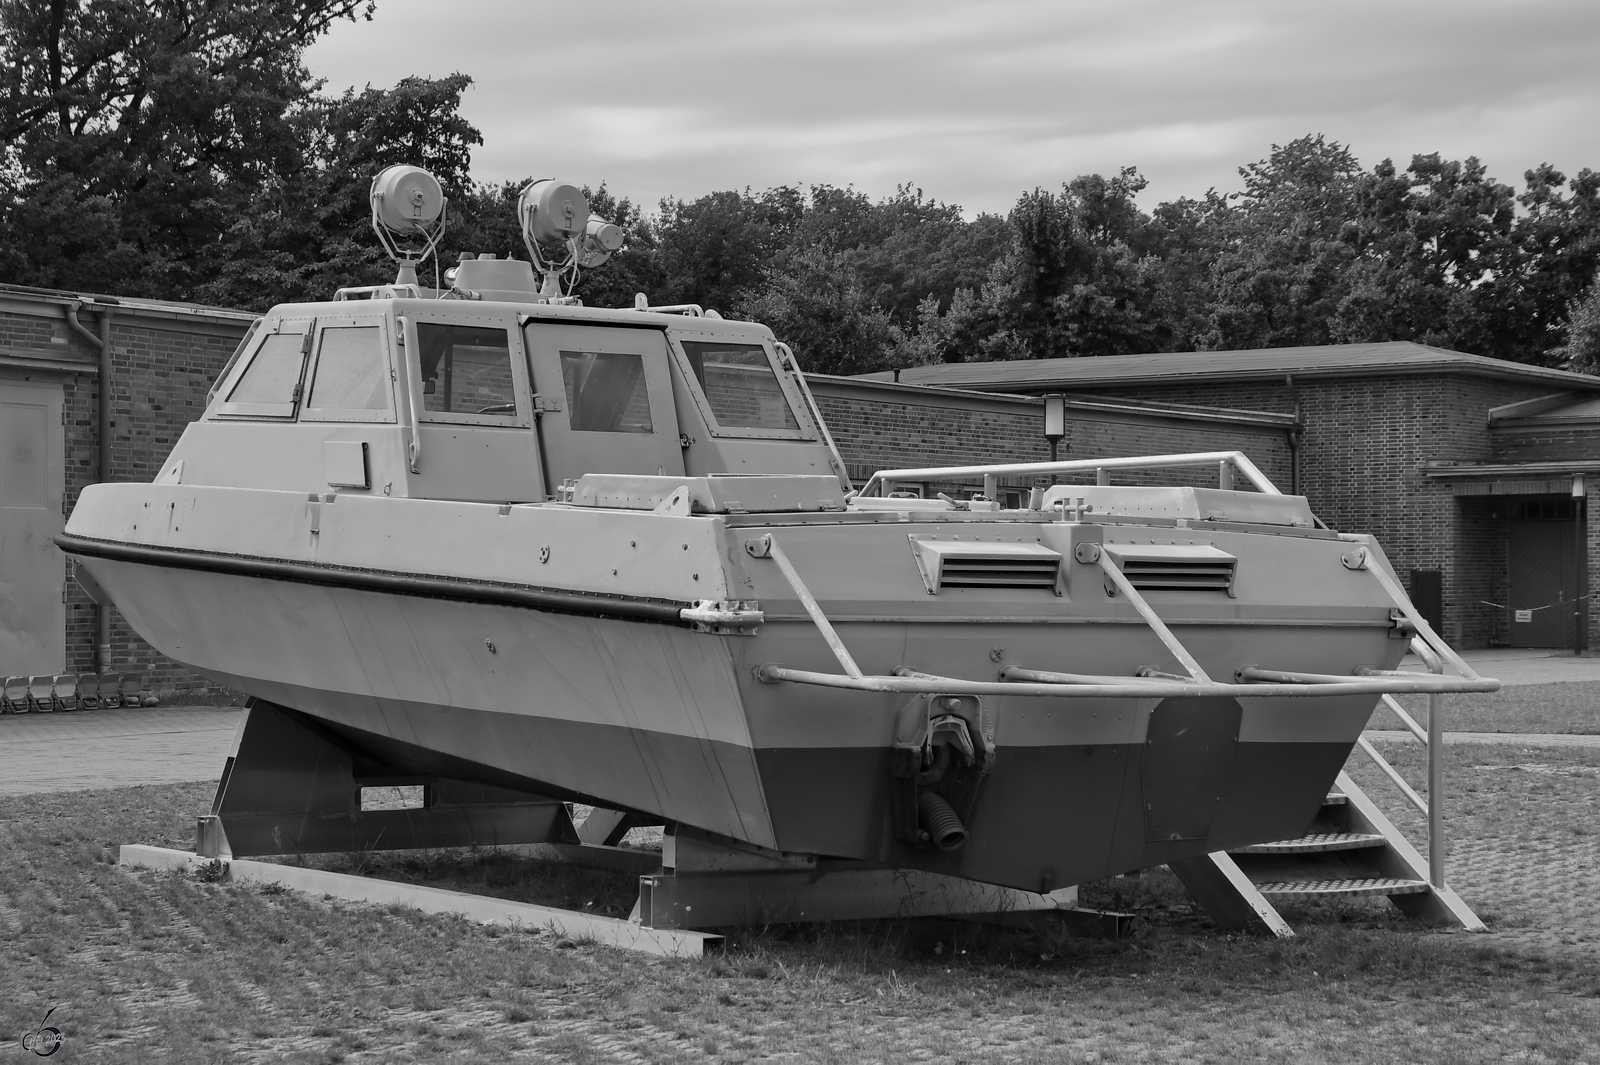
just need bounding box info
[305,0,1600,216]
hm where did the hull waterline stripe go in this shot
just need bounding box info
[55,534,692,626]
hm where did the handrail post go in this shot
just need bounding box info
[1095,552,1212,683]
[1413,633,1447,888]
[748,535,863,679]
[1428,689,1444,888]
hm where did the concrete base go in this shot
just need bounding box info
[118,844,720,958]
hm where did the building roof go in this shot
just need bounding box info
[1490,393,1600,427]
[0,282,257,326]
[860,341,1600,393]
[803,373,1297,429]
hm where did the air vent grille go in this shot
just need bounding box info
[1120,558,1236,592]
[939,557,1062,588]
[1104,544,1238,595]
[909,538,1063,594]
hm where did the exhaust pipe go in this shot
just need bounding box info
[917,791,967,851]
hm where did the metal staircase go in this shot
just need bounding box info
[1170,683,1487,937]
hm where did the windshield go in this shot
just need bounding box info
[680,342,799,431]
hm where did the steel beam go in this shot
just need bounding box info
[635,859,1081,930]
[1168,852,1294,938]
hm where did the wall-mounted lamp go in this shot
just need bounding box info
[1043,393,1066,464]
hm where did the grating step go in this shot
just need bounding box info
[1322,791,1347,806]
[1236,831,1385,855]
[1255,877,1429,899]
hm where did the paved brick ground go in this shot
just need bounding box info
[0,705,240,797]
[1403,647,1600,686]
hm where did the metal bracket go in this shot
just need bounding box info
[1388,608,1418,639]
[679,599,764,635]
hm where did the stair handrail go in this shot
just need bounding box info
[1355,634,1451,890]
[1423,640,1446,889]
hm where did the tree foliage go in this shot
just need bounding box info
[0,0,374,295]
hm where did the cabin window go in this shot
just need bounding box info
[226,331,308,409]
[417,323,517,417]
[561,351,654,433]
[306,326,389,411]
[679,342,800,431]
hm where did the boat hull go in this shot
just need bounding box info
[76,549,1378,890]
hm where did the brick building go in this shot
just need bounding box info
[875,342,1600,650]
[6,282,1593,694]
[0,284,254,692]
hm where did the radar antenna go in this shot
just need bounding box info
[517,180,625,299]
[370,165,448,289]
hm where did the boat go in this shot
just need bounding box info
[58,166,1496,900]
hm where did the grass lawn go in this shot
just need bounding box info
[2,744,1598,1063]
[1385,681,1600,735]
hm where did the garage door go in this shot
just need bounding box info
[0,379,65,674]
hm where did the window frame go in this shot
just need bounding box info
[668,331,818,441]
[298,314,398,424]
[404,312,533,428]
[210,317,316,420]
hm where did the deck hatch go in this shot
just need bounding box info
[909,538,1063,594]
[1103,544,1237,594]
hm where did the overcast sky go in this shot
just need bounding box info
[305,0,1600,218]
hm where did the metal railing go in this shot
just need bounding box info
[855,450,1281,499]
[775,342,853,493]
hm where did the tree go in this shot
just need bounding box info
[1551,277,1600,373]
[1200,135,1364,350]
[738,246,896,376]
[0,0,373,297]
[191,73,484,309]
[656,187,804,311]
[1492,164,1600,365]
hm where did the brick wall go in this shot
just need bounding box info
[809,382,1293,498]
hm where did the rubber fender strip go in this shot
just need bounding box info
[55,533,693,626]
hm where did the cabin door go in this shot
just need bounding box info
[0,378,65,674]
[522,324,685,483]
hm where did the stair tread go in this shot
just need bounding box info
[1235,831,1386,854]
[1322,791,1348,806]
[1255,877,1430,898]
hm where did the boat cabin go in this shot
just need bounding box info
[166,290,848,504]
